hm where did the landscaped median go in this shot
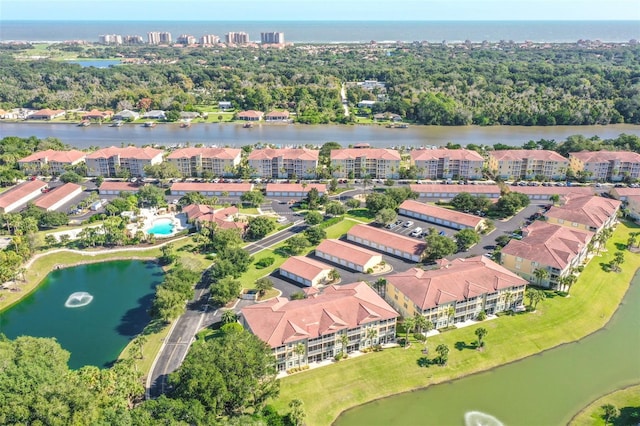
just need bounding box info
[272,221,640,425]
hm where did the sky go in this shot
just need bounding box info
[2,0,640,21]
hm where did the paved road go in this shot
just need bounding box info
[245,220,307,255]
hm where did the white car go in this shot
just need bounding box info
[410,227,423,237]
[403,221,414,228]
[277,216,287,223]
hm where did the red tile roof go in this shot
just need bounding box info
[248,148,319,161]
[265,110,290,118]
[166,147,241,160]
[81,109,113,119]
[501,221,593,270]
[98,181,140,193]
[570,150,640,163]
[280,256,332,282]
[510,186,594,197]
[170,182,253,193]
[241,282,399,348]
[34,183,82,209]
[182,204,245,230]
[237,110,264,118]
[0,180,48,209]
[31,109,65,117]
[411,148,484,162]
[409,184,501,196]
[315,239,381,267]
[18,149,86,164]
[490,149,568,162]
[347,224,426,256]
[387,256,528,310]
[265,183,326,193]
[331,148,401,161]
[86,146,163,160]
[610,187,640,198]
[399,199,484,228]
[546,195,621,229]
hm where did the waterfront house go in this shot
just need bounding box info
[166,147,241,177]
[487,149,569,180]
[385,256,528,325]
[240,282,399,372]
[398,199,486,231]
[569,151,640,182]
[28,109,66,120]
[142,110,166,120]
[410,148,485,180]
[34,183,83,212]
[346,224,425,262]
[0,180,48,213]
[86,146,164,178]
[330,148,401,179]
[218,101,233,111]
[265,110,290,121]
[279,256,333,287]
[500,221,593,288]
[112,109,140,121]
[18,149,86,176]
[248,148,319,179]
[81,109,113,120]
[315,239,383,272]
[237,110,264,121]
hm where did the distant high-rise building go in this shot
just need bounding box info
[148,31,172,44]
[159,32,172,44]
[261,31,285,45]
[123,35,144,44]
[200,34,220,45]
[177,34,197,45]
[98,34,123,45]
[225,32,249,44]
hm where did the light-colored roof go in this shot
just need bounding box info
[411,148,484,162]
[166,147,241,160]
[280,256,332,282]
[241,282,399,348]
[170,182,253,193]
[82,109,113,118]
[387,256,528,310]
[237,110,264,118]
[570,150,640,164]
[99,181,140,193]
[347,224,426,256]
[399,199,484,228]
[265,110,290,118]
[546,195,621,229]
[86,146,163,161]
[18,149,86,164]
[501,221,593,270]
[34,183,82,209]
[0,180,48,209]
[490,149,568,162]
[409,184,501,195]
[315,239,381,267]
[248,148,319,161]
[331,148,401,161]
[266,183,326,193]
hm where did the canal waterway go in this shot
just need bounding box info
[0,260,163,369]
[334,272,640,426]
[1,122,639,149]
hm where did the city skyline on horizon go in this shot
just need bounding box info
[2,0,640,22]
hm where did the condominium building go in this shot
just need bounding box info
[487,149,569,180]
[330,148,401,179]
[501,221,593,288]
[261,31,285,44]
[86,146,164,177]
[98,34,122,45]
[226,32,249,44]
[569,151,640,182]
[410,148,485,180]
[545,195,620,234]
[147,31,172,44]
[241,282,398,372]
[176,34,197,45]
[18,149,86,175]
[248,148,319,179]
[166,147,241,177]
[385,256,528,325]
[200,34,220,45]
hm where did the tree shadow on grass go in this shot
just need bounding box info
[613,406,640,426]
[417,356,432,368]
[614,242,627,251]
[177,243,195,252]
[454,341,476,351]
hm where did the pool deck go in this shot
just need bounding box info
[133,209,189,238]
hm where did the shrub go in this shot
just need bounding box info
[413,333,427,342]
[316,215,344,230]
[334,353,344,361]
[255,257,275,269]
[476,311,487,321]
[366,268,374,274]
[437,325,457,333]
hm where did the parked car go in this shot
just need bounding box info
[403,221,414,228]
[410,227,423,237]
[439,230,446,236]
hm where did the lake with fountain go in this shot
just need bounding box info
[0,260,163,369]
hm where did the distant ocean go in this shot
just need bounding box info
[1,20,639,43]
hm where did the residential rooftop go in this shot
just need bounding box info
[546,195,621,229]
[347,224,426,256]
[315,239,381,267]
[0,180,48,210]
[410,148,484,162]
[86,146,164,160]
[248,147,319,161]
[399,199,484,228]
[280,256,333,282]
[18,149,86,164]
[34,183,82,210]
[170,182,253,192]
[331,148,401,161]
[569,150,640,163]
[166,147,241,160]
[489,149,568,162]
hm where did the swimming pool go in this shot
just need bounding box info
[145,218,175,236]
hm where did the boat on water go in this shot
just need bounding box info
[143,121,156,128]
[243,123,254,128]
[386,123,409,129]
[78,120,90,127]
[180,120,191,128]
[110,120,123,127]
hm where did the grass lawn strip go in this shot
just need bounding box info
[272,221,640,425]
[569,384,640,426]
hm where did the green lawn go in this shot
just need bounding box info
[272,221,640,425]
[570,384,640,426]
[345,208,375,222]
[325,218,360,239]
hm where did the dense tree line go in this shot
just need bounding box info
[1,43,639,125]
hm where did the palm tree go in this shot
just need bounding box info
[295,343,305,368]
[533,268,549,286]
[564,274,577,294]
[402,317,416,348]
[601,404,618,426]
[340,333,349,356]
[503,290,514,311]
[329,269,341,283]
[365,328,378,348]
[532,289,546,309]
[221,310,238,324]
[447,306,456,326]
[413,314,429,335]
[435,343,450,366]
[474,327,488,348]
[373,278,386,297]
[610,251,625,272]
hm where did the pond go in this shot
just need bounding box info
[66,59,121,68]
[0,260,163,369]
[335,273,640,426]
